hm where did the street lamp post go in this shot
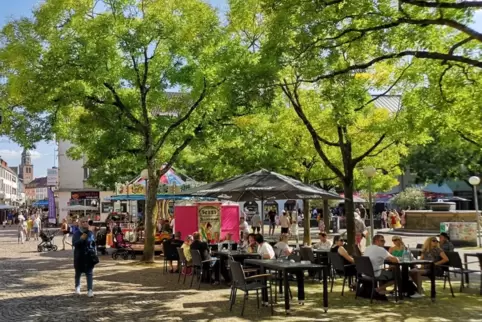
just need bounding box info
[140,169,149,241]
[469,176,481,247]
[363,166,377,241]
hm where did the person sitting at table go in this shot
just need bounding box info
[221,232,235,243]
[389,236,405,258]
[181,235,193,266]
[190,232,221,284]
[255,234,275,259]
[314,232,332,251]
[331,236,354,264]
[420,236,449,277]
[364,234,399,295]
[165,232,183,273]
[239,233,249,250]
[439,232,454,253]
[274,234,292,257]
[247,233,257,253]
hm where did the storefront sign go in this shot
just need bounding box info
[198,203,221,243]
[71,191,100,200]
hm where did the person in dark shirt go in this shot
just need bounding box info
[190,232,222,283]
[268,209,276,236]
[164,232,183,273]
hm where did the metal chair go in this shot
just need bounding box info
[354,256,396,303]
[229,260,273,317]
[444,251,481,295]
[328,252,355,296]
[190,249,216,289]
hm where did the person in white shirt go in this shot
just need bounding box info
[364,234,398,294]
[274,234,292,258]
[33,214,41,241]
[256,234,275,259]
[251,212,261,233]
[279,210,290,234]
[290,211,299,246]
[17,214,27,244]
[239,217,250,240]
[313,232,332,250]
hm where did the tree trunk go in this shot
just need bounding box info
[343,176,356,254]
[303,199,311,245]
[142,162,160,263]
[323,199,330,232]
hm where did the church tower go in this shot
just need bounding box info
[20,149,33,184]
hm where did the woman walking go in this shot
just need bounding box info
[73,218,97,297]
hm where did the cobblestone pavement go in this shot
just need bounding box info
[1,227,482,322]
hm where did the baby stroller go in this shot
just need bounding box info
[37,230,58,252]
[112,233,136,260]
[96,228,108,255]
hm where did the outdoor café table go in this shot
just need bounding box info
[463,252,482,284]
[244,259,329,314]
[211,250,261,283]
[385,259,436,302]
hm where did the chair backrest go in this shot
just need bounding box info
[191,249,203,267]
[163,240,179,260]
[177,247,186,263]
[354,256,376,278]
[300,247,315,262]
[445,251,463,269]
[229,260,247,286]
[328,252,346,272]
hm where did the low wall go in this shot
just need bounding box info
[405,210,478,230]
[406,210,479,246]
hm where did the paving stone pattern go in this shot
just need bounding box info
[1,227,481,322]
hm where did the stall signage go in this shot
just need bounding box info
[198,204,221,243]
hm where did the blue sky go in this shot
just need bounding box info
[0,1,480,178]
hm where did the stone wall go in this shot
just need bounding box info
[405,210,479,231]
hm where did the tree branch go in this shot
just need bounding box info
[457,130,482,148]
[163,121,205,171]
[152,78,208,156]
[301,51,482,83]
[352,133,387,165]
[354,63,412,112]
[103,82,146,132]
[400,0,482,9]
[281,79,345,180]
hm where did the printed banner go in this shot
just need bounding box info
[198,203,221,243]
[48,188,56,224]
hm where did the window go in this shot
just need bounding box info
[83,167,90,180]
[12,175,16,183]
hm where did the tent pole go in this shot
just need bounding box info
[261,197,264,235]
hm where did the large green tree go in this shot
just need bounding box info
[0,0,242,262]
[227,0,427,248]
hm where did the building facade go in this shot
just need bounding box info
[0,158,19,205]
[25,177,48,202]
[57,140,110,221]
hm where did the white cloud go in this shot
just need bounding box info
[0,149,43,160]
[0,149,21,158]
[30,151,42,160]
